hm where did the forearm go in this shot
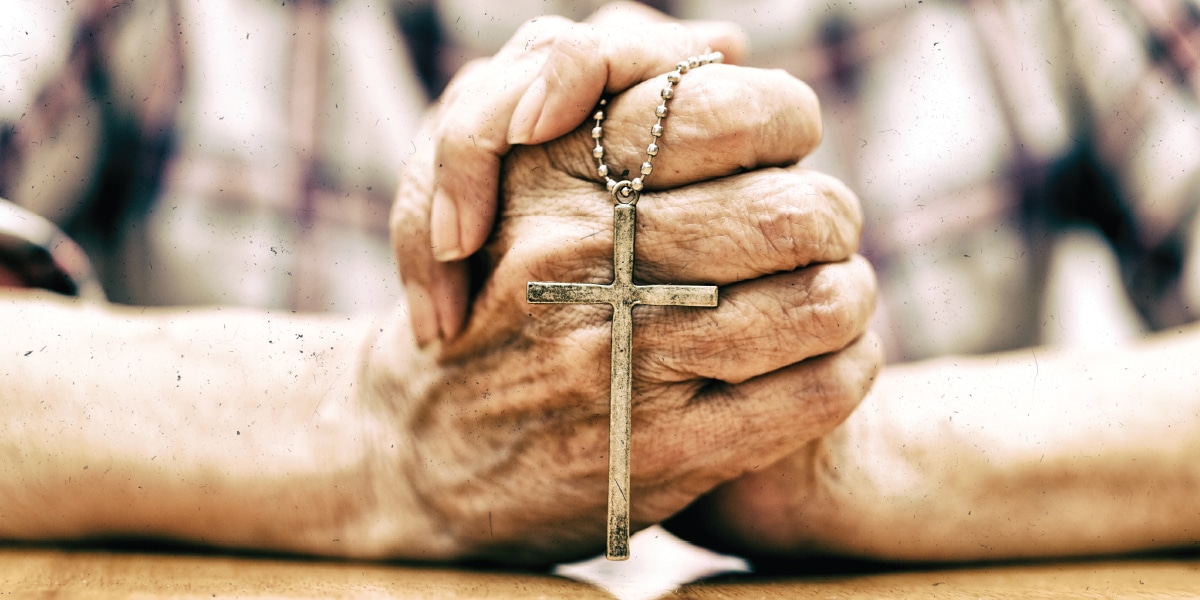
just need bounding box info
[0,291,402,556]
[814,325,1200,560]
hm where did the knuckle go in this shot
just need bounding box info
[505,15,574,54]
[390,193,431,267]
[772,171,863,265]
[809,171,863,248]
[746,177,809,269]
[439,57,490,102]
[434,120,474,159]
[552,23,603,60]
[789,75,823,153]
[681,73,758,170]
[390,174,431,233]
[807,267,865,343]
[749,70,822,157]
[828,337,882,410]
[736,169,862,270]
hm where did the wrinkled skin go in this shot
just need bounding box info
[371,61,881,565]
[396,2,752,343]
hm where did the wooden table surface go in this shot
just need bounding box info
[4,546,1200,599]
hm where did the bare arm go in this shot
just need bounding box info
[0,291,410,556]
[672,324,1200,561]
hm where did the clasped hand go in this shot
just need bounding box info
[366,5,881,564]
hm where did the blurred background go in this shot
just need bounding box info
[2,0,1196,360]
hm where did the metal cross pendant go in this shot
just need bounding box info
[526,182,718,560]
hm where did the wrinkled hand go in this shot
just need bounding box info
[371,62,880,565]
[395,2,749,344]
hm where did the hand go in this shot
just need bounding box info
[393,2,750,344]
[372,63,880,564]
[667,333,1200,563]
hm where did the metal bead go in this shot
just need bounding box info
[711,51,724,64]
[586,53,702,196]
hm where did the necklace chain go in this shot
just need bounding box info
[591,50,723,205]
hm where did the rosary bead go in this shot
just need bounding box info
[588,51,714,198]
[711,51,724,63]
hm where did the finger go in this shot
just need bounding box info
[434,13,747,263]
[512,165,862,287]
[638,167,862,284]
[506,18,748,145]
[552,64,822,189]
[392,124,472,345]
[635,332,882,492]
[587,0,750,63]
[430,16,573,262]
[636,256,877,385]
[393,190,457,345]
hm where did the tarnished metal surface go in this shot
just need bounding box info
[528,202,718,560]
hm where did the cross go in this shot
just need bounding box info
[527,183,718,560]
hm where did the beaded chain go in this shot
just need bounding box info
[590,50,724,205]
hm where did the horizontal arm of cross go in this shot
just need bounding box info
[527,282,615,305]
[528,281,718,308]
[635,284,718,307]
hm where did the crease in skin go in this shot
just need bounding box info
[552,69,820,192]
[381,26,874,562]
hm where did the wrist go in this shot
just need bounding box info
[334,311,461,560]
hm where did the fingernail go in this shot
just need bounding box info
[405,285,440,345]
[433,261,469,342]
[508,75,547,145]
[431,188,463,262]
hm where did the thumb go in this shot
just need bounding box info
[506,18,747,147]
